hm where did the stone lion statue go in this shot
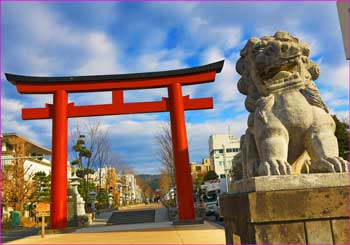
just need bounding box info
[235,31,349,178]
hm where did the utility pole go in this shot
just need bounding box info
[222,144,229,193]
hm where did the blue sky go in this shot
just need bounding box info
[1,2,349,174]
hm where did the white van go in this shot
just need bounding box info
[202,193,217,216]
[214,195,224,221]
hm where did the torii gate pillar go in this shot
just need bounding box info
[168,83,195,220]
[51,89,68,228]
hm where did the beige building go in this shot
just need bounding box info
[190,158,211,180]
[209,134,240,178]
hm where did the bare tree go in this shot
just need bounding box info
[155,121,175,191]
[95,130,112,191]
[158,169,172,196]
[2,136,36,215]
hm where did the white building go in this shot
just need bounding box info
[92,166,113,189]
[209,134,240,178]
[1,133,71,178]
[118,174,142,205]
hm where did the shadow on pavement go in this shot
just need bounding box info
[2,227,40,244]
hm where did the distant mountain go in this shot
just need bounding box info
[136,174,160,191]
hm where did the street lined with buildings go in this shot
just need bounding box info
[2,130,239,241]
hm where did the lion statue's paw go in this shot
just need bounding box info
[311,157,349,173]
[257,159,292,176]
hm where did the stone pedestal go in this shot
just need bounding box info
[220,173,350,244]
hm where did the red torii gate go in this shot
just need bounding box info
[6,60,224,229]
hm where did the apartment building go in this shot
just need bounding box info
[209,134,240,178]
[118,174,142,205]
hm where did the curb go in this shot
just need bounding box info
[204,219,225,230]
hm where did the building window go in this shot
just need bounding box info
[211,149,224,157]
[220,174,225,178]
[219,161,224,166]
[196,166,201,172]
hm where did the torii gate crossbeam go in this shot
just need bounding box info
[6,60,224,229]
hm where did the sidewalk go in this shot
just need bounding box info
[5,221,225,244]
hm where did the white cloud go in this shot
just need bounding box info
[2,97,23,113]
[106,119,161,138]
[320,63,349,92]
[128,47,189,73]
[293,32,320,58]
[3,2,123,78]
[24,94,53,108]
[1,97,43,144]
[69,92,111,106]
[76,32,123,75]
[201,48,242,103]
[189,17,241,50]
[187,115,247,161]
[316,63,349,116]
[334,111,349,122]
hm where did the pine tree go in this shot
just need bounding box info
[32,171,51,202]
[203,170,219,181]
[332,115,349,160]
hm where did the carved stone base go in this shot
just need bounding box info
[220,173,350,244]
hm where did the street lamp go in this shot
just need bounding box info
[119,196,123,206]
[108,192,113,208]
[127,183,132,205]
[89,191,97,218]
[222,144,229,193]
[131,193,135,204]
[108,187,113,208]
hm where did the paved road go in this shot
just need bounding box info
[2,227,40,244]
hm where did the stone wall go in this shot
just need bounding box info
[220,174,350,244]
